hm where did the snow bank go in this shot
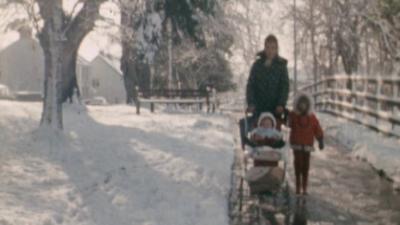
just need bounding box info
[319,113,400,188]
[0,101,234,225]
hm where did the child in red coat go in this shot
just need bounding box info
[289,93,324,196]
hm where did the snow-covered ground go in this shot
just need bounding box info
[319,113,400,188]
[0,101,234,225]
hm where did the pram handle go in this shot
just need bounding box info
[243,111,252,140]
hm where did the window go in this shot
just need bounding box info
[92,79,100,88]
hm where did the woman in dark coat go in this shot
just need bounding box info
[240,34,290,149]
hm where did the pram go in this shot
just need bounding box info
[242,111,288,193]
[234,111,291,224]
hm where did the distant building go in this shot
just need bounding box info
[0,27,44,94]
[78,55,126,104]
[0,28,125,104]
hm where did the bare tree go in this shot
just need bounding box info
[224,0,275,88]
[6,0,108,102]
[225,0,273,65]
[2,0,110,129]
[364,0,400,73]
[4,0,110,129]
[289,0,399,80]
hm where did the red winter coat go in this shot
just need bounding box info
[289,112,323,146]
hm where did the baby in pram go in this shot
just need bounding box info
[244,113,287,194]
[250,112,285,149]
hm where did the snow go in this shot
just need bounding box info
[319,113,400,188]
[0,100,234,225]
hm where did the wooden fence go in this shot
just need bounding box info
[136,87,217,114]
[297,75,400,137]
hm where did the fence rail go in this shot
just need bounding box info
[298,75,400,137]
[135,87,217,114]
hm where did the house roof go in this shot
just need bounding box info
[90,55,122,76]
[77,55,90,65]
[0,37,42,56]
[0,38,122,77]
[1,37,97,65]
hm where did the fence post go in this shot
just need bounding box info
[135,86,140,115]
[206,86,211,113]
[136,100,141,115]
[393,81,399,119]
[211,88,217,113]
[333,77,338,113]
[321,79,327,111]
[376,78,383,124]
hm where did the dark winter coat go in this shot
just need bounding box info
[246,52,290,114]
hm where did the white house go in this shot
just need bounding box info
[0,27,44,94]
[78,55,125,104]
[0,28,126,104]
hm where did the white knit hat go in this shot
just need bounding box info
[257,112,277,128]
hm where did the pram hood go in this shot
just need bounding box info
[257,112,277,128]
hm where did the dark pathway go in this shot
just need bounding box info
[289,136,400,225]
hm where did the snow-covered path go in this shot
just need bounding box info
[0,101,235,225]
[228,111,400,225]
[289,136,400,225]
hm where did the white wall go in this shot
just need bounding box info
[0,38,125,104]
[0,38,44,93]
[86,56,125,104]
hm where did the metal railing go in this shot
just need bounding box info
[296,74,400,137]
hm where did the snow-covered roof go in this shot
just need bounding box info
[77,55,90,65]
[0,38,122,76]
[90,54,122,76]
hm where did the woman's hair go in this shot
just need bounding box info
[264,34,278,46]
[257,34,279,58]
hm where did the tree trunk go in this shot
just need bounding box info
[36,0,106,129]
[167,18,173,90]
[120,3,151,104]
[121,49,136,104]
[61,42,85,103]
[310,0,318,93]
[365,34,370,75]
[328,30,334,75]
[39,1,64,130]
[326,1,334,76]
[121,45,151,103]
[39,0,105,104]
